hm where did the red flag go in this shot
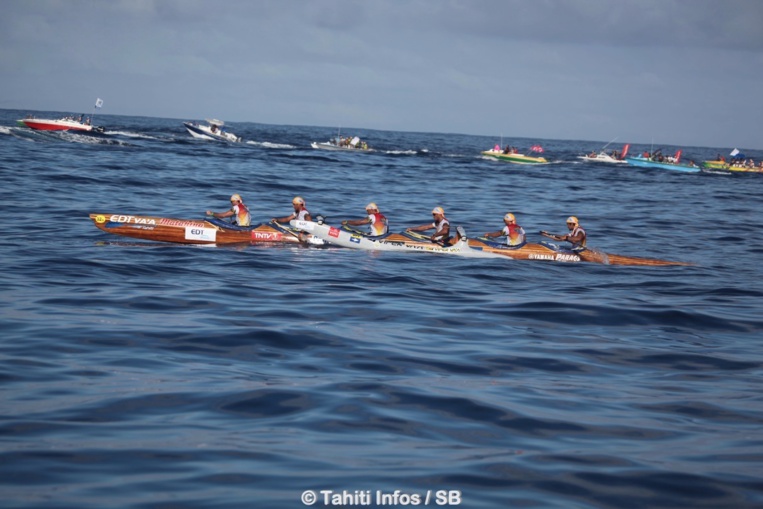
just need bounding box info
[674,150,682,163]
[621,144,630,159]
[530,145,544,153]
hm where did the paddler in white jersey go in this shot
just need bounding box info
[484,212,526,246]
[540,216,587,250]
[341,202,389,236]
[205,193,251,226]
[406,206,462,246]
[272,196,312,224]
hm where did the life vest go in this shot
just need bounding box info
[569,225,586,248]
[233,203,251,226]
[503,223,526,246]
[369,212,388,236]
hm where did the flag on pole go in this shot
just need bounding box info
[530,145,544,153]
[95,98,103,109]
[730,148,739,157]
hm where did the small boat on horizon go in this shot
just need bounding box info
[625,149,700,173]
[183,119,242,142]
[18,98,106,133]
[578,143,630,164]
[311,135,371,151]
[703,148,763,173]
[482,144,548,165]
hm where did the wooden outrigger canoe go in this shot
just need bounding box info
[466,237,691,267]
[89,213,313,245]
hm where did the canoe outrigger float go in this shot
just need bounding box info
[294,220,691,267]
[89,213,321,245]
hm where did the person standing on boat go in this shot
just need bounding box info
[206,194,251,226]
[406,206,460,245]
[341,202,389,236]
[484,213,526,246]
[541,216,586,250]
[272,196,312,224]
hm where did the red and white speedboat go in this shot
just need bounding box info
[19,98,105,133]
[18,116,105,133]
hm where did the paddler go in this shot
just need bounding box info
[540,216,587,250]
[205,193,251,226]
[484,213,526,246]
[341,202,389,236]
[272,196,312,224]
[406,206,461,245]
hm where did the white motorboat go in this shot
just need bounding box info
[183,119,241,142]
[310,136,370,151]
[578,143,630,164]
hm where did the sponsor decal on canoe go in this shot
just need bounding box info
[529,253,580,263]
[350,235,361,244]
[292,220,314,231]
[329,227,341,238]
[185,227,217,242]
[252,231,283,241]
[160,218,206,227]
[108,215,157,225]
[95,215,106,224]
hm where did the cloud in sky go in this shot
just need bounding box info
[2,0,762,149]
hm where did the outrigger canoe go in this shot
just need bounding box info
[298,220,690,267]
[290,220,502,259]
[481,149,547,165]
[89,213,321,245]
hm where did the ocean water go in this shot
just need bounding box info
[1,109,762,509]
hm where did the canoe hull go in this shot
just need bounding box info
[89,213,302,245]
[467,238,690,266]
[291,220,503,258]
[293,221,689,266]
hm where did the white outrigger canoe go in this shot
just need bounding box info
[290,220,503,259]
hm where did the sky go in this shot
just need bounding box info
[2,0,762,149]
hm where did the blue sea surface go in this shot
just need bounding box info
[1,110,762,508]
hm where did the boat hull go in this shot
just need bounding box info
[625,156,700,172]
[578,153,627,164]
[183,122,241,142]
[89,213,307,245]
[481,150,547,164]
[20,118,102,132]
[310,141,370,151]
[466,238,690,267]
[702,160,763,173]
